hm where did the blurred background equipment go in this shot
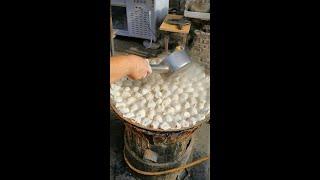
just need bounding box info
[184,0,210,20]
[111,0,169,42]
[160,14,192,54]
[190,25,210,71]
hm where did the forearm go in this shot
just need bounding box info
[110,56,133,83]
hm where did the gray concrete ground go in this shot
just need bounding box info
[110,37,210,179]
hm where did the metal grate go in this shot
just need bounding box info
[127,1,155,40]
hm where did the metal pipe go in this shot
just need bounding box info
[150,64,170,73]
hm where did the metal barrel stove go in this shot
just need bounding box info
[111,103,209,180]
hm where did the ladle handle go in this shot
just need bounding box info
[150,64,170,73]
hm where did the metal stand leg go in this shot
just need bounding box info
[164,33,170,54]
[182,34,188,49]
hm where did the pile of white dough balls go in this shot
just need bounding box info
[110,62,210,131]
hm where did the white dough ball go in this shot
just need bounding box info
[154,115,163,122]
[119,107,129,114]
[125,81,134,87]
[198,72,206,80]
[186,83,193,87]
[115,80,123,86]
[194,114,206,121]
[154,74,162,80]
[170,85,179,92]
[174,122,182,129]
[181,93,189,101]
[179,93,188,103]
[127,97,137,105]
[132,117,142,124]
[124,87,131,92]
[185,87,194,93]
[198,94,207,102]
[201,106,210,114]
[190,97,198,106]
[155,98,163,105]
[172,94,179,101]
[184,102,191,109]
[199,115,206,121]
[191,76,198,82]
[203,76,210,83]
[194,66,202,74]
[151,120,160,129]
[192,92,199,98]
[111,84,121,91]
[157,79,164,84]
[141,88,149,95]
[136,109,146,118]
[144,84,151,89]
[173,76,181,82]
[134,92,143,98]
[161,84,169,90]
[171,99,180,106]
[198,86,205,92]
[148,80,156,86]
[147,110,156,119]
[152,85,160,92]
[167,107,175,114]
[130,104,138,112]
[196,82,203,87]
[146,93,154,101]
[180,77,188,83]
[114,92,121,98]
[154,91,163,99]
[110,89,116,94]
[198,102,205,110]
[133,86,140,92]
[162,98,171,107]
[176,88,184,94]
[136,98,146,107]
[147,100,156,108]
[175,114,182,122]
[142,118,152,127]
[174,104,182,112]
[183,112,191,118]
[115,102,126,108]
[133,81,142,87]
[114,97,123,103]
[164,114,173,122]
[123,112,134,119]
[160,122,171,130]
[156,105,165,113]
[162,90,171,98]
[190,108,198,116]
[181,120,190,128]
[122,91,131,98]
[189,117,198,125]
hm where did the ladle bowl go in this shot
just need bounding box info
[149,50,192,76]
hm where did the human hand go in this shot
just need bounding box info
[127,55,152,80]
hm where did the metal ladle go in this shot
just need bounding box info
[149,49,192,76]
